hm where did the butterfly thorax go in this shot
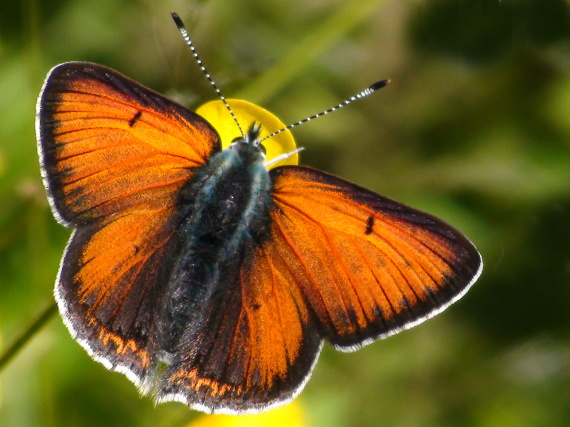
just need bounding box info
[179,123,271,258]
[161,124,273,354]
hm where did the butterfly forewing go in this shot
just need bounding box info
[268,166,482,350]
[37,62,220,225]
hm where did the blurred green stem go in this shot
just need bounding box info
[0,302,57,372]
[235,0,390,104]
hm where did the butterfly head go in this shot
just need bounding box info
[228,122,267,162]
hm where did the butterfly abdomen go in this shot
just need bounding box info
[161,140,273,353]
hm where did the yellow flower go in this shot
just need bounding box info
[197,99,298,168]
[186,401,308,427]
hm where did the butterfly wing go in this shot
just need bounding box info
[157,236,321,414]
[37,62,219,225]
[156,165,481,414]
[58,202,185,389]
[36,62,220,389]
[268,166,482,350]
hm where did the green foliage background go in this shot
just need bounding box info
[1,0,569,425]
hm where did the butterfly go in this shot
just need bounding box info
[36,14,482,415]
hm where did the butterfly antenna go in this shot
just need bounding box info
[259,80,390,144]
[171,12,245,137]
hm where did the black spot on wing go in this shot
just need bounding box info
[128,110,142,127]
[364,215,375,235]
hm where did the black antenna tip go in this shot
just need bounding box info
[171,12,184,28]
[370,79,390,91]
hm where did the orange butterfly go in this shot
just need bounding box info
[36,14,482,414]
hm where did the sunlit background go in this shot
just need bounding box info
[1,0,569,426]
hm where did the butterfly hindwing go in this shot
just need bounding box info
[158,234,322,413]
[37,62,220,389]
[57,201,184,388]
[268,166,482,350]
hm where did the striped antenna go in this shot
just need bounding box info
[171,12,245,137]
[259,80,390,144]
